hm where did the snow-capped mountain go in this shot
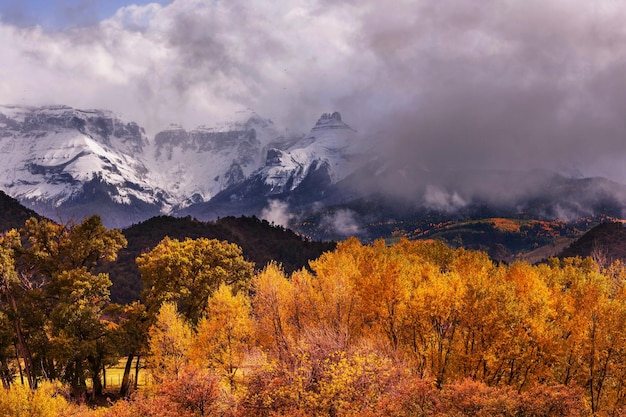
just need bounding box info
[258,112,363,194]
[0,105,166,226]
[177,112,372,219]
[0,105,371,227]
[2,104,626,246]
[147,110,299,209]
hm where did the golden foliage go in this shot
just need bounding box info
[138,237,253,325]
[191,284,253,390]
[0,381,71,417]
[147,302,193,383]
[13,235,626,416]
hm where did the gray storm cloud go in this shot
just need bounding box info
[356,1,626,181]
[1,0,626,183]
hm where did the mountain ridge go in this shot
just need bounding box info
[1,104,626,246]
[0,104,365,228]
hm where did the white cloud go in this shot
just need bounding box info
[321,209,362,237]
[261,199,293,228]
[424,185,467,213]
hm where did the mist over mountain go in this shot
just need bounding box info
[0,104,625,243]
[2,0,626,239]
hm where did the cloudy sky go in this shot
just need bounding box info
[2,0,626,182]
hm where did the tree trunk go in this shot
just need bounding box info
[134,355,141,389]
[0,357,10,388]
[8,292,36,389]
[119,354,134,396]
[92,374,103,399]
[88,355,103,398]
[14,341,23,385]
[45,355,57,380]
[69,359,88,401]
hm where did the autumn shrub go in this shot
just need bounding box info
[241,347,398,417]
[158,367,234,416]
[102,368,232,417]
[358,374,440,417]
[101,392,191,417]
[435,380,590,417]
[0,381,72,417]
[441,378,520,416]
[518,384,590,417]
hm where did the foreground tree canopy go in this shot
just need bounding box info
[0,215,127,397]
[4,219,626,416]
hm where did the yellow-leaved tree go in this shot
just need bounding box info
[306,237,365,349]
[191,284,253,391]
[252,262,298,364]
[148,302,193,383]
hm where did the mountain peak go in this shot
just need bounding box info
[312,111,352,132]
[324,112,342,122]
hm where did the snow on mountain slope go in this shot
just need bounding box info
[0,105,163,211]
[177,111,375,221]
[258,112,366,194]
[0,105,375,227]
[146,110,299,208]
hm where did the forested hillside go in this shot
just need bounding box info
[102,215,336,304]
[0,189,41,231]
[559,221,626,264]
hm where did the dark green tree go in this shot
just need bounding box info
[111,301,150,396]
[11,215,126,398]
[0,229,37,388]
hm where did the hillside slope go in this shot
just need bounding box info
[103,215,336,304]
[558,221,626,264]
[0,189,42,232]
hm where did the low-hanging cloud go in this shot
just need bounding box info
[423,185,467,213]
[261,199,293,228]
[320,209,362,237]
[2,0,626,185]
